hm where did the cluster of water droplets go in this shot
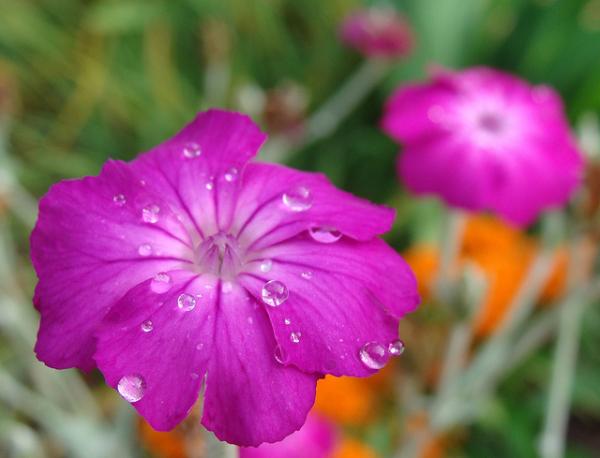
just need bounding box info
[359,340,405,370]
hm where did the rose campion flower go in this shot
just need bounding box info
[239,412,336,458]
[340,7,413,59]
[31,109,419,445]
[382,67,583,226]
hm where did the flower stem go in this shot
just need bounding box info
[303,59,389,146]
[538,237,596,458]
[434,209,466,304]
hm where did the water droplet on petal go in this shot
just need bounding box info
[284,318,291,325]
[113,194,126,207]
[388,339,405,356]
[182,142,202,158]
[141,320,153,333]
[359,342,389,370]
[221,281,233,294]
[261,280,289,307]
[117,375,146,403]
[309,226,342,243]
[138,244,152,256]
[142,205,160,223]
[205,181,214,191]
[224,167,238,182]
[290,331,301,343]
[196,343,204,351]
[247,316,254,325]
[150,272,171,293]
[282,186,312,212]
[190,373,199,380]
[301,271,313,280]
[177,293,196,311]
[260,259,273,273]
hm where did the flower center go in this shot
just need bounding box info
[195,232,243,279]
[477,112,504,134]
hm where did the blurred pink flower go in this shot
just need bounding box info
[31,109,419,446]
[239,413,337,458]
[382,67,584,226]
[340,7,413,59]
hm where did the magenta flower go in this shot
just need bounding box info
[31,109,418,445]
[382,67,583,226]
[340,7,413,59]
[239,412,337,458]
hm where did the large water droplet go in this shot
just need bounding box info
[282,186,312,212]
[138,244,152,256]
[113,194,126,207]
[260,259,273,273]
[141,320,153,333]
[177,293,196,311]
[388,339,405,356]
[142,205,160,223]
[309,226,342,243]
[359,342,389,370]
[261,280,289,307]
[182,142,202,158]
[290,331,301,343]
[150,272,171,293]
[117,375,146,403]
[224,167,238,182]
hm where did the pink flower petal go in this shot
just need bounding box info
[239,412,337,458]
[239,236,418,376]
[94,271,215,430]
[201,284,319,446]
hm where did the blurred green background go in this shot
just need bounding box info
[1,0,600,457]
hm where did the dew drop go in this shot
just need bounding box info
[301,271,313,280]
[224,167,238,182]
[290,331,301,343]
[141,320,153,333]
[117,375,146,403]
[150,272,171,293]
[261,280,289,307]
[138,244,153,257]
[359,342,389,370]
[142,205,160,224]
[196,343,204,351]
[205,181,214,191]
[113,194,126,207]
[284,318,291,325]
[182,142,202,158]
[282,186,312,212]
[190,373,199,380]
[309,226,342,243]
[260,259,273,273]
[221,281,233,294]
[388,339,405,356]
[177,293,196,311]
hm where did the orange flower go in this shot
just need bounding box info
[314,366,394,427]
[332,438,379,458]
[404,216,567,337]
[138,418,186,458]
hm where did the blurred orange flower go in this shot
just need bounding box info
[332,438,378,458]
[314,364,395,427]
[138,418,187,458]
[404,216,567,337]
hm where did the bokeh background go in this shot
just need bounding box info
[1,0,600,457]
